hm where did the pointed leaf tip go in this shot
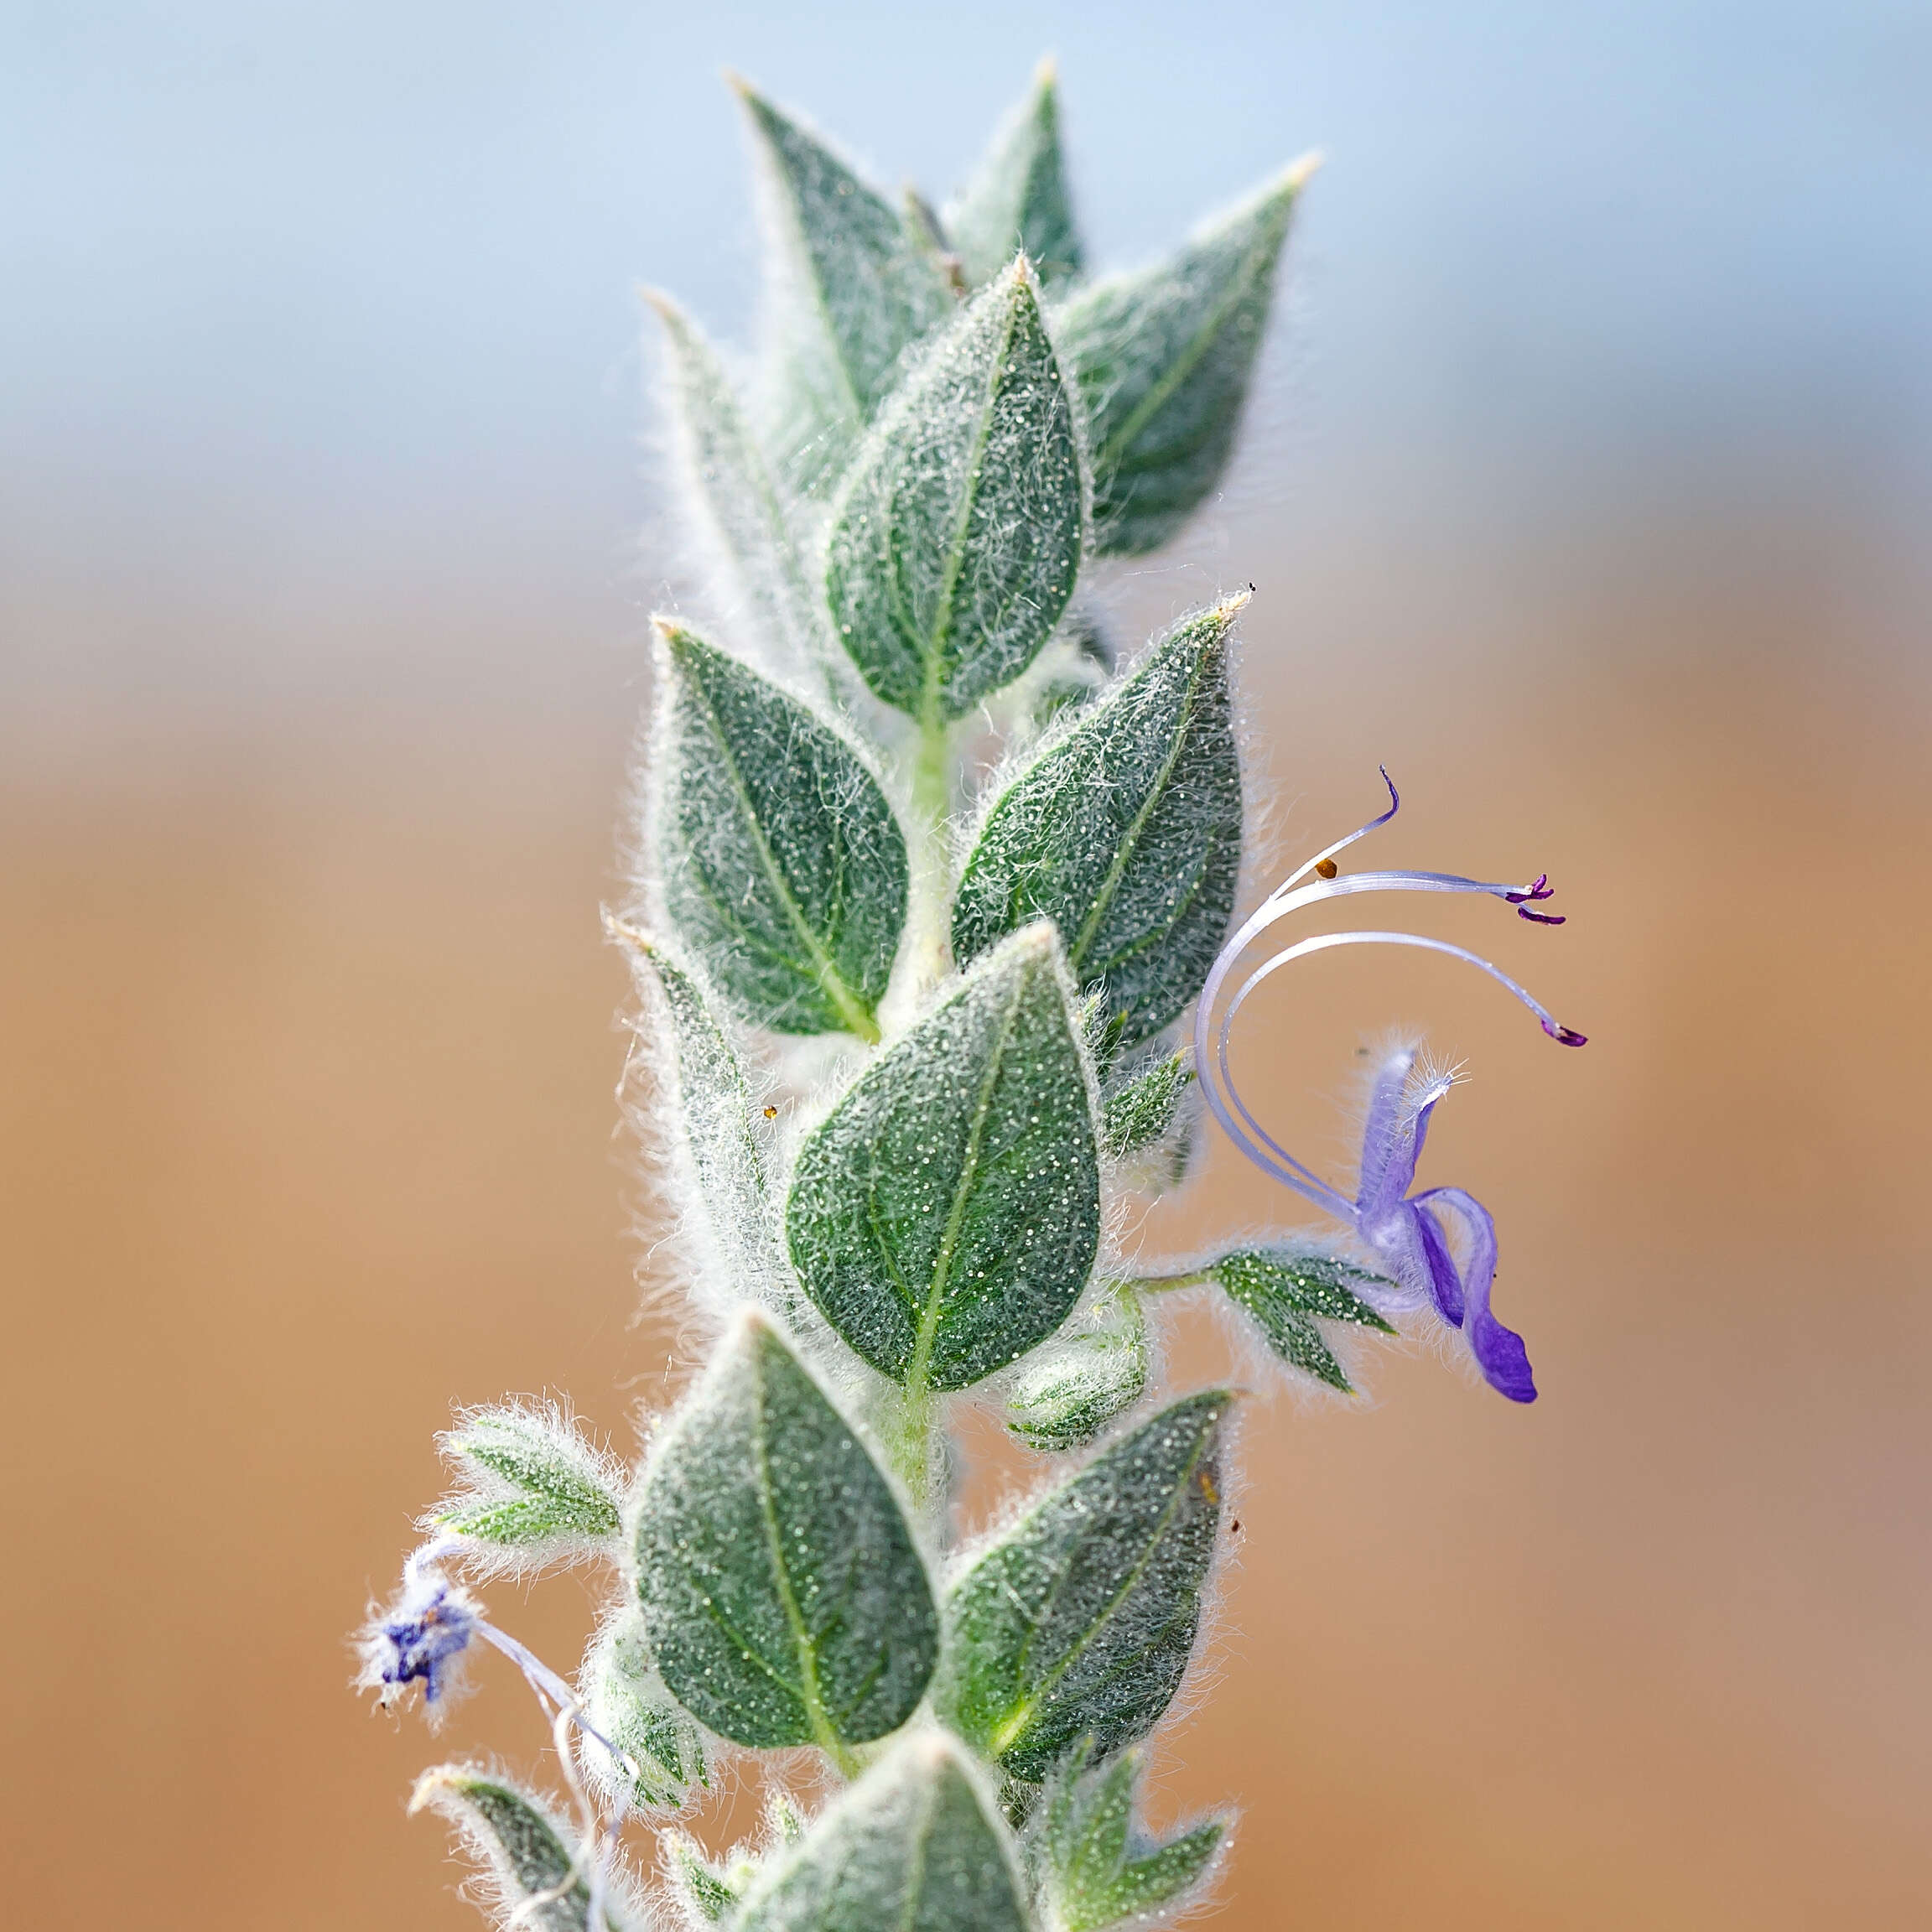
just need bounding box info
[1060,165,1306,553]
[739,81,955,487]
[949,59,1086,292]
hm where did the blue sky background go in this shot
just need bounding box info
[5,0,1929,692]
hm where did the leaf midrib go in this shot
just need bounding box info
[1066,632,1219,973]
[919,284,1025,734]
[679,651,882,1041]
[747,1347,849,1761]
[994,1410,1218,1753]
[903,963,1030,1399]
[894,1768,943,1932]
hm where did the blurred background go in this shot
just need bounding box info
[4,3,1929,1926]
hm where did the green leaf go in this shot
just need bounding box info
[652,620,907,1040]
[662,1793,807,1928]
[1099,1051,1193,1160]
[947,58,1084,292]
[952,599,1244,1054]
[663,1835,747,1926]
[939,1390,1232,1781]
[824,259,1086,724]
[901,186,968,295]
[633,1313,939,1753]
[732,78,957,488]
[763,1790,809,1847]
[785,924,1100,1394]
[610,924,778,1304]
[1210,1247,1396,1393]
[1005,1287,1148,1453]
[579,1610,709,1815]
[428,1403,623,1570]
[410,1766,627,1932]
[1058,158,1315,555]
[645,290,826,676]
[1036,1745,1225,1932]
[734,1735,1030,1932]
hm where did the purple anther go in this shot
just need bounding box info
[1541,1021,1588,1046]
[1505,873,1554,905]
[1516,906,1566,926]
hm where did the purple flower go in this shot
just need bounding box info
[1193,771,1587,1402]
[1351,1044,1535,1400]
[357,1565,480,1720]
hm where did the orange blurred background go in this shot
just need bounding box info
[4,6,1929,1928]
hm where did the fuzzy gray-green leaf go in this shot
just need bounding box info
[948,60,1084,292]
[647,291,825,674]
[1212,1248,1395,1393]
[615,927,778,1301]
[664,1836,748,1926]
[653,621,906,1038]
[411,1768,618,1932]
[734,1737,1029,1932]
[1099,1051,1193,1160]
[1060,161,1311,555]
[939,1390,1231,1781]
[1039,1746,1224,1932]
[735,79,956,488]
[824,261,1085,723]
[785,925,1100,1394]
[953,600,1243,1053]
[633,1315,938,1751]
[430,1404,623,1567]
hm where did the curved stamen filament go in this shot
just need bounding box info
[1195,828,1586,1203]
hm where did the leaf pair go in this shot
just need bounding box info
[634,1315,1228,1791]
[936,61,1309,561]
[1035,1744,1227,1932]
[427,1404,624,1572]
[1148,1247,1395,1393]
[1004,1285,1149,1453]
[1213,1248,1396,1391]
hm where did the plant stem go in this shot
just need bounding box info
[879,1377,937,1514]
[1130,1270,1209,1294]
[903,712,956,996]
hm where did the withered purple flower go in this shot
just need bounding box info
[357,1562,480,1719]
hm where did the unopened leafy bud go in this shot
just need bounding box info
[1034,1742,1228,1932]
[427,1403,626,1575]
[578,1609,709,1815]
[1006,1287,1148,1452]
